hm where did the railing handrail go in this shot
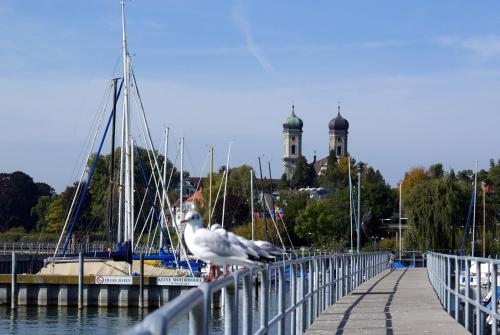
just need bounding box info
[128,252,389,335]
[427,252,500,334]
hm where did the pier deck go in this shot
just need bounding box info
[305,268,468,335]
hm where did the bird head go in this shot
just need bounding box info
[181,210,203,228]
[210,223,222,231]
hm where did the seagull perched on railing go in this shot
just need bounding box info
[210,223,261,260]
[254,240,285,257]
[181,211,257,268]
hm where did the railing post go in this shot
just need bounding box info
[492,262,498,335]
[260,267,269,333]
[290,263,297,335]
[465,258,471,332]
[329,257,334,307]
[78,252,84,309]
[454,256,459,322]
[307,258,313,326]
[139,253,144,308]
[299,262,307,334]
[314,258,320,318]
[242,272,252,335]
[322,257,326,312]
[11,252,16,309]
[189,296,205,335]
[224,279,238,335]
[340,255,344,297]
[446,256,451,314]
[278,265,285,335]
[475,259,481,335]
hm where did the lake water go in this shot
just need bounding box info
[0,284,291,334]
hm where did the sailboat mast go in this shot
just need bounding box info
[221,142,232,228]
[472,160,478,256]
[250,169,255,241]
[267,161,276,224]
[120,0,132,244]
[258,157,269,241]
[108,78,119,245]
[348,156,353,252]
[130,138,135,248]
[160,128,169,249]
[208,146,213,228]
[179,137,184,222]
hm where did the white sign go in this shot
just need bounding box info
[156,276,203,286]
[95,275,133,285]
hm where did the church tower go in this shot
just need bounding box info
[328,106,349,157]
[283,105,303,180]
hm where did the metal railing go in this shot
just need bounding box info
[427,252,500,334]
[0,242,158,255]
[128,252,389,335]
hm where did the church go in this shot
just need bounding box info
[282,105,350,180]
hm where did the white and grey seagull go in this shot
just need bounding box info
[182,211,257,267]
[254,240,285,257]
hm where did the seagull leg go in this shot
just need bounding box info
[207,263,217,282]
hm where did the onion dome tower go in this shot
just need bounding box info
[328,105,349,157]
[283,105,303,180]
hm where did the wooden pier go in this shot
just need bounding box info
[305,268,468,334]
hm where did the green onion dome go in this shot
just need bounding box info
[283,105,303,131]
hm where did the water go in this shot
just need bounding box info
[0,306,146,335]
[0,283,293,334]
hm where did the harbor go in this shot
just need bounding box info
[2,0,500,334]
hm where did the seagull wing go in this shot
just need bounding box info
[192,228,248,259]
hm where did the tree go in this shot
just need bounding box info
[294,191,351,249]
[278,173,289,190]
[404,176,469,251]
[277,190,309,244]
[318,155,355,193]
[44,183,92,236]
[428,163,444,179]
[291,155,316,188]
[361,171,396,234]
[200,165,254,228]
[0,171,40,232]
[31,195,53,231]
[402,167,429,195]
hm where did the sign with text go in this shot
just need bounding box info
[95,275,133,285]
[156,276,203,286]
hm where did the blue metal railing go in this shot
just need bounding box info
[127,252,389,335]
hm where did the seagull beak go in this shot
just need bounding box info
[180,219,187,224]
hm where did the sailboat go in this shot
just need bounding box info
[40,1,201,277]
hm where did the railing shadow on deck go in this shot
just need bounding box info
[127,252,389,335]
[331,269,407,335]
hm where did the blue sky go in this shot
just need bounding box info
[1,0,500,191]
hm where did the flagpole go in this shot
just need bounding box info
[472,160,478,257]
[348,156,353,252]
[483,182,486,258]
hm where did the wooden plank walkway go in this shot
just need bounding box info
[305,268,468,334]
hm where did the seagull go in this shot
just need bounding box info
[211,224,277,263]
[182,211,256,268]
[254,240,285,257]
[210,224,261,259]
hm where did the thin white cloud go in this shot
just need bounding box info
[435,34,500,62]
[231,1,274,73]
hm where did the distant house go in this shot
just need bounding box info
[313,157,329,176]
[173,179,197,198]
[173,188,203,222]
[298,187,328,200]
